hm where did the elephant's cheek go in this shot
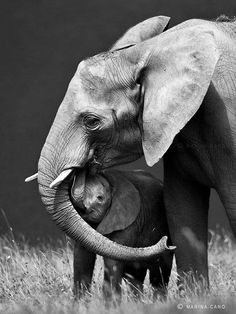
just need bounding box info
[120,127,142,153]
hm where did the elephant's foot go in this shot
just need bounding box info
[73,280,91,300]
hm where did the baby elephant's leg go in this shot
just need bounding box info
[149,251,173,299]
[123,263,147,298]
[73,241,96,298]
[103,258,124,299]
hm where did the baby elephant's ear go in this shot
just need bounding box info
[96,171,140,235]
[112,16,170,49]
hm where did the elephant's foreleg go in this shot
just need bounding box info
[164,162,210,291]
[149,250,173,299]
[103,258,124,300]
[73,241,96,298]
[123,263,147,298]
[218,185,236,238]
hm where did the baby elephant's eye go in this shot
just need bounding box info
[83,115,101,130]
[97,195,104,202]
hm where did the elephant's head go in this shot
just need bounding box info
[71,170,141,235]
[37,16,172,261]
[37,15,219,260]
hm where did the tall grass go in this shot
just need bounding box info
[0,230,235,314]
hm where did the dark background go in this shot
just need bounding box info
[0,0,235,243]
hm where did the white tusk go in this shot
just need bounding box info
[88,148,94,160]
[25,173,38,182]
[49,169,73,189]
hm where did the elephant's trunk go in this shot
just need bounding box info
[38,144,173,261]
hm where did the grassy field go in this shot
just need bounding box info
[0,230,235,314]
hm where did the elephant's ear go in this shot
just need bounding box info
[96,171,140,235]
[141,28,220,166]
[112,16,170,49]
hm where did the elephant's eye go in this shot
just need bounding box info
[83,115,101,130]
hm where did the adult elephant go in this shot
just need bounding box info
[30,15,236,284]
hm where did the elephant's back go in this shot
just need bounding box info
[119,169,163,195]
[104,169,164,212]
[102,169,164,210]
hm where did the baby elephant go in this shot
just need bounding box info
[71,169,173,298]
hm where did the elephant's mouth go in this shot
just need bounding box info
[45,143,142,190]
[50,152,102,189]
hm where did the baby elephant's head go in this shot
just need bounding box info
[71,174,112,223]
[71,169,141,235]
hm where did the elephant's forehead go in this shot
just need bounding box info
[85,179,109,199]
[76,55,127,89]
[66,58,137,116]
[85,61,106,79]
[70,64,113,102]
[85,183,103,196]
